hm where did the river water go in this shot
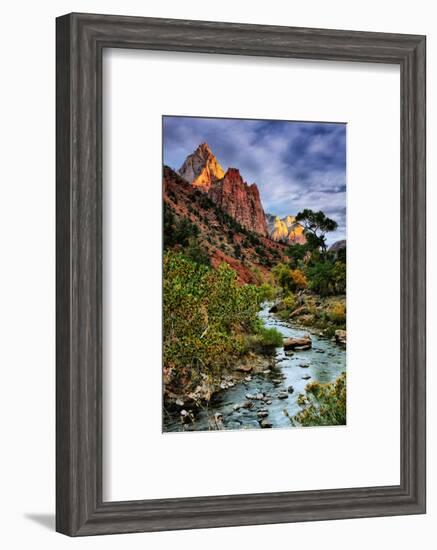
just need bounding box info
[163,303,346,432]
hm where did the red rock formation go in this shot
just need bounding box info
[208,168,268,236]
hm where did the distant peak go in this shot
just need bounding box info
[178,142,224,190]
[195,142,213,155]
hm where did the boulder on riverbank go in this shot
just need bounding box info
[236,364,253,373]
[289,305,309,318]
[283,335,312,351]
[334,329,347,346]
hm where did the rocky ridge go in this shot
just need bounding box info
[266,213,306,244]
[209,168,268,236]
[178,143,268,236]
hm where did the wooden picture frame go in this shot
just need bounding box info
[56,12,426,536]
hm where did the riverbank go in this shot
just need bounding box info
[271,291,346,338]
[163,351,275,410]
[163,302,346,432]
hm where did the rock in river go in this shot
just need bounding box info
[260,419,273,428]
[335,329,347,346]
[245,392,264,401]
[283,335,312,351]
[287,385,294,394]
[277,391,289,400]
[180,409,194,423]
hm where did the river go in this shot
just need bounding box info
[163,302,346,432]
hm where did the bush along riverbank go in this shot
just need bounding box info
[288,372,346,427]
[163,251,284,411]
[270,291,346,340]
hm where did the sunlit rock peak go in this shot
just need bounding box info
[267,213,306,244]
[178,142,225,190]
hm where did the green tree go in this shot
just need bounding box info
[272,263,307,293]
[307,260,336,296]
[285,243,307,267]
[295,209,338,254]
[333,261,346,294]
[272,263,294,293]
[163,205,201,249]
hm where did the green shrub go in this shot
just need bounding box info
[282,293,296,311]
[163,205,200,249]
[327,301,346,324]
[293,372,346,426]
[256,326,283,348]
[184,238,210,267]
[272,263,293,292]
[258,283,276,301]
[163,252,262,396]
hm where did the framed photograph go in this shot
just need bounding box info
[56,13,426,536]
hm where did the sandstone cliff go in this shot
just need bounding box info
[178,142,224,191]
[208,168,268,236]
[266,213,306,244]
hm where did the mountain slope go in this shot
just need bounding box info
[163,166,286,283]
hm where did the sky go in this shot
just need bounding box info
[163,116,346,244]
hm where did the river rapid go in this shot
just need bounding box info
[163,302,346,432]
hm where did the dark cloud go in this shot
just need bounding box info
[163,116,346,244]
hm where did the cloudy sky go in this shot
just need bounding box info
[163,116,346,244]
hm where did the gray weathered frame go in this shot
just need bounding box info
[56,12,426,536]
